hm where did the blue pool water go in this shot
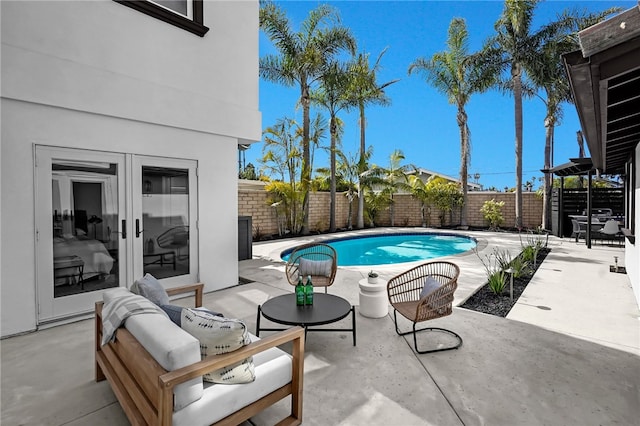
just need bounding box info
[282,233,476,266]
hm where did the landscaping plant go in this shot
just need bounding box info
[480,199,505,230]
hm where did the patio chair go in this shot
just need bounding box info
[600,219,623,245]
[387,261,462,354]
[285,242,337,293]
[571,219,586,243]
[157,225,189,260]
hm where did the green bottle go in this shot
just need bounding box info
[305,275,314,306]
[295,276,305,306]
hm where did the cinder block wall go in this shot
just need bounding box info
[239,187,543,238]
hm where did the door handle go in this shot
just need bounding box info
[136,219,143,238]
[121,219,127,239]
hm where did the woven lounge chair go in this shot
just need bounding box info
[285,242,337,293]
[387,261,462,354]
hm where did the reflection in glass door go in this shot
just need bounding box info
[36,148,198,323]
[51,161,120,297]
[141,166,190,279]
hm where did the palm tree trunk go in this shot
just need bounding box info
[513,63,524,230]
[301,84,311,235]
[542,115,553,230]
[457,107,469,228]
[357,103,366,229]
[329,116,337,232]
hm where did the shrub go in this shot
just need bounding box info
[508,255,530,279]
[487,270,507,295]
[480,199,505,230]
[476,247,509,295]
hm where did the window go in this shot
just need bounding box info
[115,0,209,37]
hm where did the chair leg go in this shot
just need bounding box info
[392,309,463,354]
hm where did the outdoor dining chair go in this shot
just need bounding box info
[387,261,462,354]
[600,219,623,245]
[285,242,337,292]
[571,219,586,243]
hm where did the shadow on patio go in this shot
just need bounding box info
[2,231,639,425]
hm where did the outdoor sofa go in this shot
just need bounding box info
[95,281,304,426]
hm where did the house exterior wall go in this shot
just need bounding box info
[627,146,640,306]
[1,1,260,337]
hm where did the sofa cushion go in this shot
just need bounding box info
[125,313,203,410]
[181,308,255,384]
[172,334,293,426]
[131,273,170,306]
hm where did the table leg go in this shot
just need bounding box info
[255,305,262,337]
[351,306,356,346]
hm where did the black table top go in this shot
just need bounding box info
[260,293,352,327]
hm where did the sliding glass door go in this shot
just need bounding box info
[35,147,198,323]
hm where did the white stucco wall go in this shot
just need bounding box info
[626,145,640,307]
[1,1,260,337]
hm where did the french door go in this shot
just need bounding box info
[35,146,198,323]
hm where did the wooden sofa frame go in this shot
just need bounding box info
[95,283,305,426]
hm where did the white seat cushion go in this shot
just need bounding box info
[172,333,293,426]
[125,313,203,410]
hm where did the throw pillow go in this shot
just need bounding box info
[298,257,332,277]
[420,275,442,299]
[131,273,170,306]
[181,308,255,384]
[160,304,223,327]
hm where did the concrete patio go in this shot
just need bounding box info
[2,230,639,425]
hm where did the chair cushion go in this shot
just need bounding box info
[181,308,255,384]
[172,334,293,426]
[420,276,441,298]
[299,258,332,277]
[125,312,203,411]
[131,273,170,306]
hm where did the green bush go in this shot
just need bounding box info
[480,199,505,230]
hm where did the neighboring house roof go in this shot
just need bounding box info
[407,168,483,190]
[563,4,640,175]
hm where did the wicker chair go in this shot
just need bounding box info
[387,261,462,354]
[285,243,337,293]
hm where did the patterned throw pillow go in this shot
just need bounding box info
[160,305,223,327]
[298,258,333,277]
[131,273,170,306]
[180,308,255,384]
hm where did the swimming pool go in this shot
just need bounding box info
[281,233,477,266]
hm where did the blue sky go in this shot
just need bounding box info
[250,0,635,191]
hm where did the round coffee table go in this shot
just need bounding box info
[256,293,356,346]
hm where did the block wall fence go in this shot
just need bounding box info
[239,189,543,239]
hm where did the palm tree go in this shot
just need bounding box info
[336,151,361,230]
[260,2,356,234]
[408,18,495,228]
[406,174,432,227]
[483,0,544,230]
[526,8,619,230]
[346,48,399,229]
[367,150,412,226]
[261,117,301,187]
[312,60,353,232]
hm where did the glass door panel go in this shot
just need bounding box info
[132,156,198,286]
[36,147,127,323]
[141,166,190,279]
[52,162,120,297]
